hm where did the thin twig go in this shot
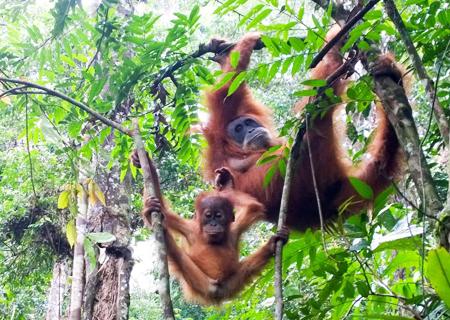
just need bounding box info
[274,122,306,319]
[343,296,362,319]
[420,40,449,148]
[0,85,27,98]
[85,9,109,72]
[305,115,327,251]
[150,38,243,92]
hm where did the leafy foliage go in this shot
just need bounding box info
[0,0,449,319]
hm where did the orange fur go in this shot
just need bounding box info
[144,188,282,305]
[202,26,402,230]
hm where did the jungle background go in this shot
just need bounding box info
[0,0,449,319]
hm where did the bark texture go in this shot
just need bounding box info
[46,259,70,320]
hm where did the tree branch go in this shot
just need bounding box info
[132,119,175,319]
[0,77,177,311]
[364,50,443,217]
[274,121,306,320]
[150,38,243,92]
[310,0,380,69]
[383,0,449,146]
[309,0,445,241]
[0,77,131,136]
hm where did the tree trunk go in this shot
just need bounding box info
[69,182,89,320]
[84,152,134,319]
[46,259,70,320]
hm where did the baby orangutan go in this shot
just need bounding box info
[143,185,288,305]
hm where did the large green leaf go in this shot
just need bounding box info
[349,177,373,200]
[87,232,116,244]
[372,226,422,252]
[427,248,450,308]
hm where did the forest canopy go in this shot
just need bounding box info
[0,0,449,319]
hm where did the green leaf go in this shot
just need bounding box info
[58,190,70,209]
[343,279,355,298]
[372,226,422,252]
[214,71,236,91]
[374,185,394,213]
[278,158,286,177]
[227,71,247,96]
[66,219,77,248]
[256,154,277,166]
[230,51,240,69]
[238,4,264,27]
[247,8,272,30]
[301,79,327,87]
[288,37,304,51]
[83,237,97,273]
[348,177,373,199]
[297,6,304,21]
[356,280,369,297]
[293,89,317,97]
[365,10,383,20]
[361,315,415,320]
[88,78,107,103]
[87,232,116,244]
[263,164,277,188]
[52,0,77,37]
[188,5,200,24]
[383,251,420,275]
[266,60,281,82]
[291,55,303,75]
[281,56,293,74]
[68,121,82,139]
[427,248,450,308]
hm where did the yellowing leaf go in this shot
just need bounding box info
[88,179,96,205]
[66,219,77,248]
[93,182,106,206]
[57,190,70,209]
[76,183,86,203]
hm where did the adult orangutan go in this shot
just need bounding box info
[202,26,402,230]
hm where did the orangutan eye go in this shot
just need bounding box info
[205,211,212,218]
[235,124,243,132]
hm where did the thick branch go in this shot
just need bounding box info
[309,0,443,218]
[0,77,131,136]
[132,119,174,319]
[383,0,449,146]
[364,50,443,216]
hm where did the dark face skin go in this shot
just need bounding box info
[199,197,234,244]
[226,116,271,151]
